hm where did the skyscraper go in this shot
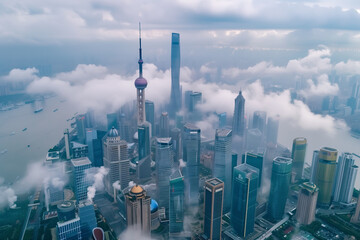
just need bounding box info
[86,128,97,165]
[218,112,227,128]
[64,129,71,160]
[291,137,307,181]
[316,147,338,207]
[310,150,319,183]
[71,157,92,202]
[252,111,267,134]
[76,114,87,144]
[232,91,245,137]
[137,122,152,181]
[156,137,173,215]
[296,182,319,225]
[169,169,185,234]
[267,157,292,221]
[125,185,151,234]
[145,100,155,135]
[183,123,201,205]
[134,23,148,126]
[213,129,232,212]
[170,33,181,118]
[103,127,129,196]
[170,127,181,162]
[231,164,259,239]
[333,152,358,204]
[106,112,118,131]
[266,117,279,145]
[243,152,264,188]
[203,178,224,240]
[159,112,170,137]
[79,200,97,240]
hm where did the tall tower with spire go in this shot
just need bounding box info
[134,23,148,126]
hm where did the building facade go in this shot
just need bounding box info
[170,33,181,118]
[79,200,97,240]
[203,178,224,240]
[213,129,232,212]
[267,157,292,221]
[169,169,185,234]
[71,157,92,202]
[296,182,319,225]
[232,91,245,137]
[291,137,307,181]
[231,164,259,238]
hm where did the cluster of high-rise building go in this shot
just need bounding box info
[40,25,360,240]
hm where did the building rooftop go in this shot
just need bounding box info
[184,122,200,131]
[206,178,223,187]
[294,137,307,144]
[274,156,293,165]
[71,157,91,167]
[235,164,259,179]
[302,182,319,193]
[170,169,183,181]
[156,137,172,145]
[71,141,87,148]
[216,129,232,137]
[78,199,94,208]
[57,216,80,227]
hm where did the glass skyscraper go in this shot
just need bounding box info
[57,216,82,240]
[145,100,155,135]
[159,112,170,137]
[169,169,184,234]
[333,152,358,204]
[71,157,92,202]
[156,137,173,216]
[243,152,264,188]
[267,157,292,221]
[232,91,245,137]
[213,129,232,212]
[231,164,259,239]
[316,147,338,207]
[183,123,201,205]
[203,178,224,240]
[79,200,97,239]
[137,121,151,181]
[291,137,307,181]
[170,33,181,118]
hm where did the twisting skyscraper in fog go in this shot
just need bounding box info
[232,91,245,137]
[170,33,181,118]
[134,23,148,125]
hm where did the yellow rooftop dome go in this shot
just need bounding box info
[130,185,144,194]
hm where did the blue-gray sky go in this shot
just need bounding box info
[2,0,360,74]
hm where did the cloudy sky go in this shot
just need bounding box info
[2,0,360,75]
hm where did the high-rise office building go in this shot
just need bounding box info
[231,153,238,181]
[79,200,97,240]
[291,137,307,181]
[57,216,82,240]
[103,127,129,196]
[86,128,97,166]
[169,169,185,234]
[316,147,338,206]
[333,152,358,204]
[252,111,267,134]
[245,128,263,153]
[134,24,148,126]
[71,157,92,202]
[310,150,319,183]
[145,100,155,135]
[203,178,224,240]
[125,185,151,234]
[170,33,181,118]
[243,152,264,188]
[232,91,245,137]
[218,112,227,128]
[266,117,279,145]
[159,112,170,137]
[183,123,201,205]
[184,90,193,111]
[76,114,87,144]
[213,129,232,212]
[296,182,319,225]
[106,112,118,131]
[170,127,181,162]
[268,157,292,221]
[137,122,151,181]
[64,129,71,160]
[119,113,131,143]
[190,92,202,112]
[156,138,173,215]
[231,164,259,239]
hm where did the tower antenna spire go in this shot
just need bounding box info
[138,22,143,77]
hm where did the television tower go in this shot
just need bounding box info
[134,23,148,125]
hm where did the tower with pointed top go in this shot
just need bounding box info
[134,23,148,126]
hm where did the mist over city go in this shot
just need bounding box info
[1,1,360,240]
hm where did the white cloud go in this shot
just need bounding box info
[301,74,339,98]
[2,67,39,82]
